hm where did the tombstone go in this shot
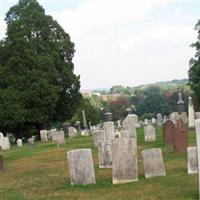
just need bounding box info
[163,120,175,145]
[196,112,200,119]
[67,149,96,185]
[112,138,138,184]
[103,121,115,141]
[27,138,34,144]
[187,147,197,174]
[144,118,148,125]
[1,137,10,150]
[195,119,200,199]
[152,118,156,124]
[188,97,195,128]
[142,148,166,178]
[144,125,156,142]
[124,114,137,138]
[0,132,3,147]
[51,129,57,141]
[170,112,179,124]
[17,139,23,147]
[92,130,105,147]
[120,130,130,138]
[156,113,162,127]
[68,127,77,138]
[55,131,65,146]
[173,119,188,152]
[81,130,89,136]
[0,155,3,171]
[40,130,48,142]
[98,141,112,168]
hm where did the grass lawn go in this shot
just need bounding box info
[0,128,198,200]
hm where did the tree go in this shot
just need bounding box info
[0,0,81,138]
[189,20,200,110]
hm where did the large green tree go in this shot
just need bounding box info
[0,0,81,138]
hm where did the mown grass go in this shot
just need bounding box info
[0,128,198,200]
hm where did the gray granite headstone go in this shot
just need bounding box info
[142,148,166,178]
[55,131,65,146]
[67,149,96,185]
[187,147,197,174]
[144,125,156,141]
[68,127,77,138]
[112,138,138,184]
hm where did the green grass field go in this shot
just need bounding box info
[0,128,198,200]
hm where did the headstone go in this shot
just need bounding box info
[170,112,179,124]
[152,118,156,124]
[196,112,200,119]
[142,148,166,178]
[82,110,87,129]
[92,130,105,147]
[163,120,175,145]
[103,121,115,141]
[156,113,162,127]
[1,137,10,150]
[40,130,48,142]
[51,129,57,141]
[81,130,89,136]
[144,119,148,125]
[120,130,130,138]
[98,141,112,168]
[144,125,156,142]
[67,149,96,185]
[124,114,137,138]
[17,139,23,147]
[55,131,65,146]
[187,147,197,174]
[112,138,138,184]
[0,132,3,147]
[68,127,77,138]
[173,119,188,152]
[0,155,3,171]
[188,97,195,128]
[195,119,200,199]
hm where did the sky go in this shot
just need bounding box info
[0,0,200,90]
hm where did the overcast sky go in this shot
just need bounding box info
[0,0,199,90]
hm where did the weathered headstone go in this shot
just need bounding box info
[170,112,179,124]
[120,130,130,138]
[144,125,156,142]
[40,130,48,142]
[144,118,148,125]
[163,120,175,145]
[1,137,10,150]
[92,130,105,147]
[0,132,3,147]
[68,127,77,138]
[81,130,89,136]
[156,113,162,127]
[188,97,195,128]
[67,149,96,185]
[27,138,34,144]
[152,118,156,124]
[0,155,3,171]
[112,138,138,184]
[103,121,115,141]
[98,141,112,168]
[17,139,23,147]
[173,119,188,152]
[142,148,166,178]
[187,147,197,174]
[124,114,137,138]
[55,131,65,146]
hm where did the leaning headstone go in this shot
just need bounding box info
[163,120,175,145]
[142,148,166,178]
[92,130,105,147]
[17,139,23,147]
[98,141,112,168]
[68,127,77,138]
[144,125,156,142]
[124,114,137,138]
[196,112,200,119]
[1,137,10,150]
[67,149,96,185]
[40,130,48,142]
[187,147,197,174]
[103,121,115,141]
[55,131,65,146]
[173,119,187,152]
[112,138,138,184]
[120,130,130,138]
[188,97,195,128]
[0,155,3,171]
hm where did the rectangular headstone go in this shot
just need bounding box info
[40,130,48,142]
[55,131,65,146]
[142,148,166,178]
[124,114,137,138]
[67,149,96,185]
[163,120,174,145]
[68,127,77,138]
[1,137,10,150]
[103,122,115,141]
[92,130,105,147]
[187,147,197,174]
[17,139,23,147]
[144,125,156,141]
[112,138,138,184]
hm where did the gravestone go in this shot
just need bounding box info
[112,138,138,184]
[81,130,89,136]
[170,112,179,124]
[40,130,48,142]
[28,138,34,144]
[1,137,10,150]
[152,118,156,124]
[98,141,112,168]
[55,131,65,146]
[173,119,187,152]
[196,112,200,119]
[0,132,3,147]
[144,119,148,125]
[17,139,23,147]
[103,121,115,141]
[195,119,200,199]
[163,120,175,145]
[67,149,96,185]
[142,148,166,178]
[124,114,137,138]
[120,130,130,138]
[156,113,162,127]
[0,155,3,171]
[68,127,77,138]
[188,97,195,128]
[92,130,105,147]
[187,147,197,174]
[144,125,156,141]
